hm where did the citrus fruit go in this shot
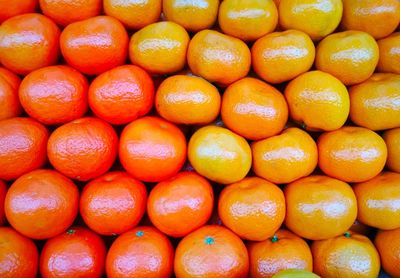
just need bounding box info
[0,67,21,120]
[377,32,400,74]
[273,269,320,278]
[0,0,38,22]
[383,127,400,173]
[375,227,400,278]
[0,180,6,225]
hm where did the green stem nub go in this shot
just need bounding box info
[136,231,144,237]
[205,236,215,245]
[344,232,351,238]
[271,235,279,243]
[66,229,75,235]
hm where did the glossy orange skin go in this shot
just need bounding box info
[80,171,147,236]
[318,126,387,183]
[252,30,315,84]
[163,0,219,32]
[40,227,106,278]
[383,127,400,173]
[89,65,154,125]
[5,169,79,240]
[285,175,357,240]
[353,172,400,230]
[312,232,380,278]
[316,31,379,86]
[0,67,21,120]
[19,65,88,125]
[219,177,285,241]
[119,116,187,183]
[349,73,400,131]
[341,0,400,39]
[252,128,318,184]
[106,226,174,278]
[174,225,249,278]
[0,117,48,181]
[156,75,220,125]
[221,77,288,140]
[188,125,252,184]
[0,13,60,75]
[187,30,251,86]
[0,0,38,22]
[47,117,118,181]
[218,0,278,42]
[0,180,6,225]
[377,32,400,74]
[60,16,128,75]
[0,227,38,278]
[129,21,189,75]
[148,171,213,237]
[39,0,102,27]
[375,227,400,277]
[248,229,313,278]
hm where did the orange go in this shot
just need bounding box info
[80,171,147,236]
[188,125,252,184]
[39,0,102,27]
[353,172,400,230]
[218,0,278,42]
[0,117,48,181]
[316,30,379,86]
[285,175,357,240]
[375,227,400,277]
[60,16,128,75]
[377,32,400,74]
[5,169,79,240]
[19,65,88,125]
[318,126,387,183]
[312,232,380,278]
[40,227,106,278]
[341,0,400,39]
[0,227,38,278]
[383,127,400,173]
[221,77,288,140]
[0,13,60,75]
[0,0,38,22]
[174,225,249,278]
[89,65,154,125]
[104,0,161,30]
[218,177,285,241]
[252,128,318,184]
[187,30,251,86]
[279,0,343,41]
[273,270,319,278]
[248,229,313,278]
[106,226,174,278]
[0,180,6,225]
[148,171,213,237]
[119,116,187,182]
[349,73,400,131]
[0,67,21,120]
[252,30,315,84]
[163,0,219,32]
[129,21,189,75]
[47,117,118,181]
[284,70,350,131]
[155,75,220,125]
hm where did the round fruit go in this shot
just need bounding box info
[0,180,6,225]
[375,227,400,277]
[80,171,147,236]
[252,30,315,84]
[285,175,357,240]
[106,226,174,278]
[221,77,288,140]
[383,127,400,173]
[0,117,48,181]
[5,169,79,240]
[88,65,154,125]
[272,269,320,278]
[47,117,118,181]
[0,13,60,75]
[40,227,106,278]
[188,125,252,184]
[19,65,88,125]
[119,116,187,182]
[0,67,21,120]
[148,171,213,237]
[377,32,400,74]
[284,70,350,131]
[252,128,318,184]
[129,21,189,75]
[248,229,313,278]
[60,16,128,75]
[187,30,251,86]
[174,225,249,278]
[0,0,38,22]
[318,126,387,183]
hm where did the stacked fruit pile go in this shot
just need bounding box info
[1,0,400,277]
